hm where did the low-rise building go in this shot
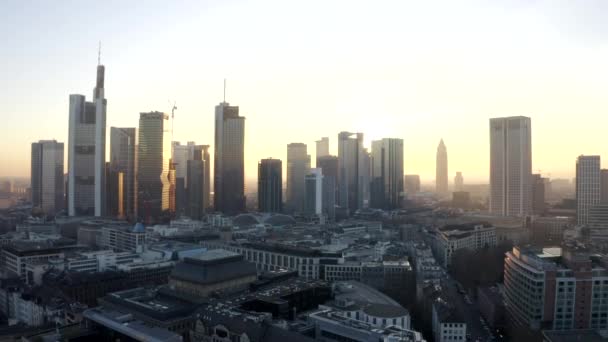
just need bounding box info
[432,300,467,342]
[430,223,497,267]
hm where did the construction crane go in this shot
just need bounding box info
[170,101,177,142]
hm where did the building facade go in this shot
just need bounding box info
[489,116,532,217]
[137,112,172,222]
[435,139,448,197]
[109,127,136,219]
[576,155,601,226]
[31,140,64,216]
[454,172,463,192]
[258,158,283,213]
[68,63,107,216]
[286,143,311,213]
[370,138,404,209]
[338,132,369,213]
[214,102,246,214]
[305,168,323,219]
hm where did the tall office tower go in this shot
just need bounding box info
[173,141,208,216]
[435,139,448,196]
[68,61,107,216]
[454,172,464,192]
[489,116,532,217]
[601,169,608,204]
[137,112,172,223]
[109,127,136,219]
[317,155,338,220]
[258,158,283,213]
[338,132,368,213]
[186,146,210,220]
[576,155,601,226]
[286,143,311,213]
[214,102,246,215]
[531,173,546,215]
[305,168,323,220]
[31,140,64,215]
[315,137,330,165]
[370,138,404,209]
[404,175,421,194]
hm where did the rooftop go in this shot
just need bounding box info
[84,307,182,342]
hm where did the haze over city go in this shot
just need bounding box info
[2,0,608,183]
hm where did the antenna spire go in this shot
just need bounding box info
[97,41,101,65]
[223,78,226,103]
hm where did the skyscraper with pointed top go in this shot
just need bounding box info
[68,52,107,216]
[436,139,448,196]
[214,84,246,214]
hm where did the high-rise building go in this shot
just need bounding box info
[454,172,464,192]
[305,168,323,220]
[258,158,283,213]
[370,138,404,209]
[404,175,421,194]
[173,142,208,216]
[338,132,369,213]
[186,146,210,220]
[601,169,608,204]
[315,137,330,164]
[489,116,532,217]
[214,102,245,215]
[317,156,338,221]
[286,143,310,213]
[31,140,64,216]
[68,62,107,216]
[109,127,136,219]
[531,174,546,215]
[435,139,448,196]
[576,155,601,226]
[137,112,172,223]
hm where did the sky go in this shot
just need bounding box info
[1,0,608,186]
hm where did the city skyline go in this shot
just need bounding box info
[2,1,608,183]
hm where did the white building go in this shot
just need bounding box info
[576,155,601,226]
[68,62,106,216]
[489,116,532,217]
[430,223,497,267]
[99,224,147,253]
[305,168,324,220]
[432,301,466,342]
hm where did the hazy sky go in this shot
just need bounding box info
[2,0,608,185]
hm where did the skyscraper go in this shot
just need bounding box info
[601,169,608,204]
[186,145,210,220]
[137,112,172,223]
[576,155,601,226]
[531,173,546,215]
[370,138,404,209]
[109,127,136,219]
[315,137,330,165]
[338,132,368,213]
[305,168,323,220]
[31,140,64,216]
[173,142,208,216]
[68,61,107,216]
[317,155,338,220]
[286,143,310,213]
[214,102,245,215]
[489,116,532,217]
[258,158,283,213]
[454,172,464,192]
[435,139,448,196]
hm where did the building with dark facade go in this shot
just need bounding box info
[137,111,172,223]
[258,158,283,213]
[214,102,246,214]
[31,140,64,216]
[109,127,136,219]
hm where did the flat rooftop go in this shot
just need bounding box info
[84,308,182,342]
